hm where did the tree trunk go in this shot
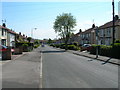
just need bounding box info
[65,41,68,50]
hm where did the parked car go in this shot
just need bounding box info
[0,45,15,54]
[0,45,8,51]
[81,44,92,51]
[41,44,45,47]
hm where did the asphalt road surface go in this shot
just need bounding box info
[2,47,41,88]
[1,45,118,89]
[41,45,118,88]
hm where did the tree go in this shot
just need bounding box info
[34,40,40,44]
[47,38,53,44]
[27,37,32,43]
[53,13,76,50]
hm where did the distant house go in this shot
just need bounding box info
[80,24,96,45]
[97,19,120,45]
[0,24,16,47]
[69,30,82,45]
[16,32,28,43]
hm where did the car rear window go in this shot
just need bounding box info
[1,45,8,49]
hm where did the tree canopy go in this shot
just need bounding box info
[53,13,76,50]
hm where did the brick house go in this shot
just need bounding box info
[69,30,82,45]
[0,24,16,47]
[97,19,120,45]
[80,24,96,45]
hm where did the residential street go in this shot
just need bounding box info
[41,45,118,88]
[1,45,118,88]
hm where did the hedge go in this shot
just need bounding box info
[90,43,120,59]
[50,43,80,50]
[16,42,34,52]
[68,45,80,50]
[34,44,40,48]
[100,45,112,57]
[112,43,120,59]
[15,42,33,48]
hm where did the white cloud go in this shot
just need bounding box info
[33,28,57,39]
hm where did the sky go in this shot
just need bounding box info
[1,0,120,40]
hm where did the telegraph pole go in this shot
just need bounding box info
[112,0,115,45]
[95,26,99,59]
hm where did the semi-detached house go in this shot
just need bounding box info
[97,19,120,45]
[0,24,16,47]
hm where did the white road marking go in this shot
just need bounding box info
[39,51,43,88]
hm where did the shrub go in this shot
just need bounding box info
[115,40,120,43]
[112,43,120,59]
[22,43,28,47]
[34,44,40,48]
[60,43,65,49]
[15,42,33,48]
[73,42,78,46]
[100,45,112,57]
[22,43,29,52]
[90,45,98,54]
[55,44,60,48]
[68,45,80,50]
[90,44,120,59]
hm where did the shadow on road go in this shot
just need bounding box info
[42,50,66,53]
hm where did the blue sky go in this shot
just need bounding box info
[1,1,119,39]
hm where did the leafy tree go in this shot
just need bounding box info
[27,37,32,43]
[47,38,53,44]
[53,13,76,50]
[34,40,40,44]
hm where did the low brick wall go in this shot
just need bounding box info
[2,48,11,60]
[14,47,23,55]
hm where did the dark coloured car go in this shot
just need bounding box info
[41,44,45,47]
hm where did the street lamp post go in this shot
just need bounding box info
[31,28,37,38]
[95,27,99,59]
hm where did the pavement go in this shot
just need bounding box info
[52,47,120,66]
[0,52,29,65]
[67,50,120,66]
[11,52,29,60]
[2,47,41,88]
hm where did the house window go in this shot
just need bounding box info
[2,29,4,36]
[5,30,7,35]
[2,39,6,46]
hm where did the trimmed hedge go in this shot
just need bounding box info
[16,42,34,52]
[15,42,33,48]
[50,43,80,50]
[68,45,80,50]
[100,45,112,57]
[90,43,120,59]
[90,44,100,55]
[34,44,40,48]
[112,43,120,59]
